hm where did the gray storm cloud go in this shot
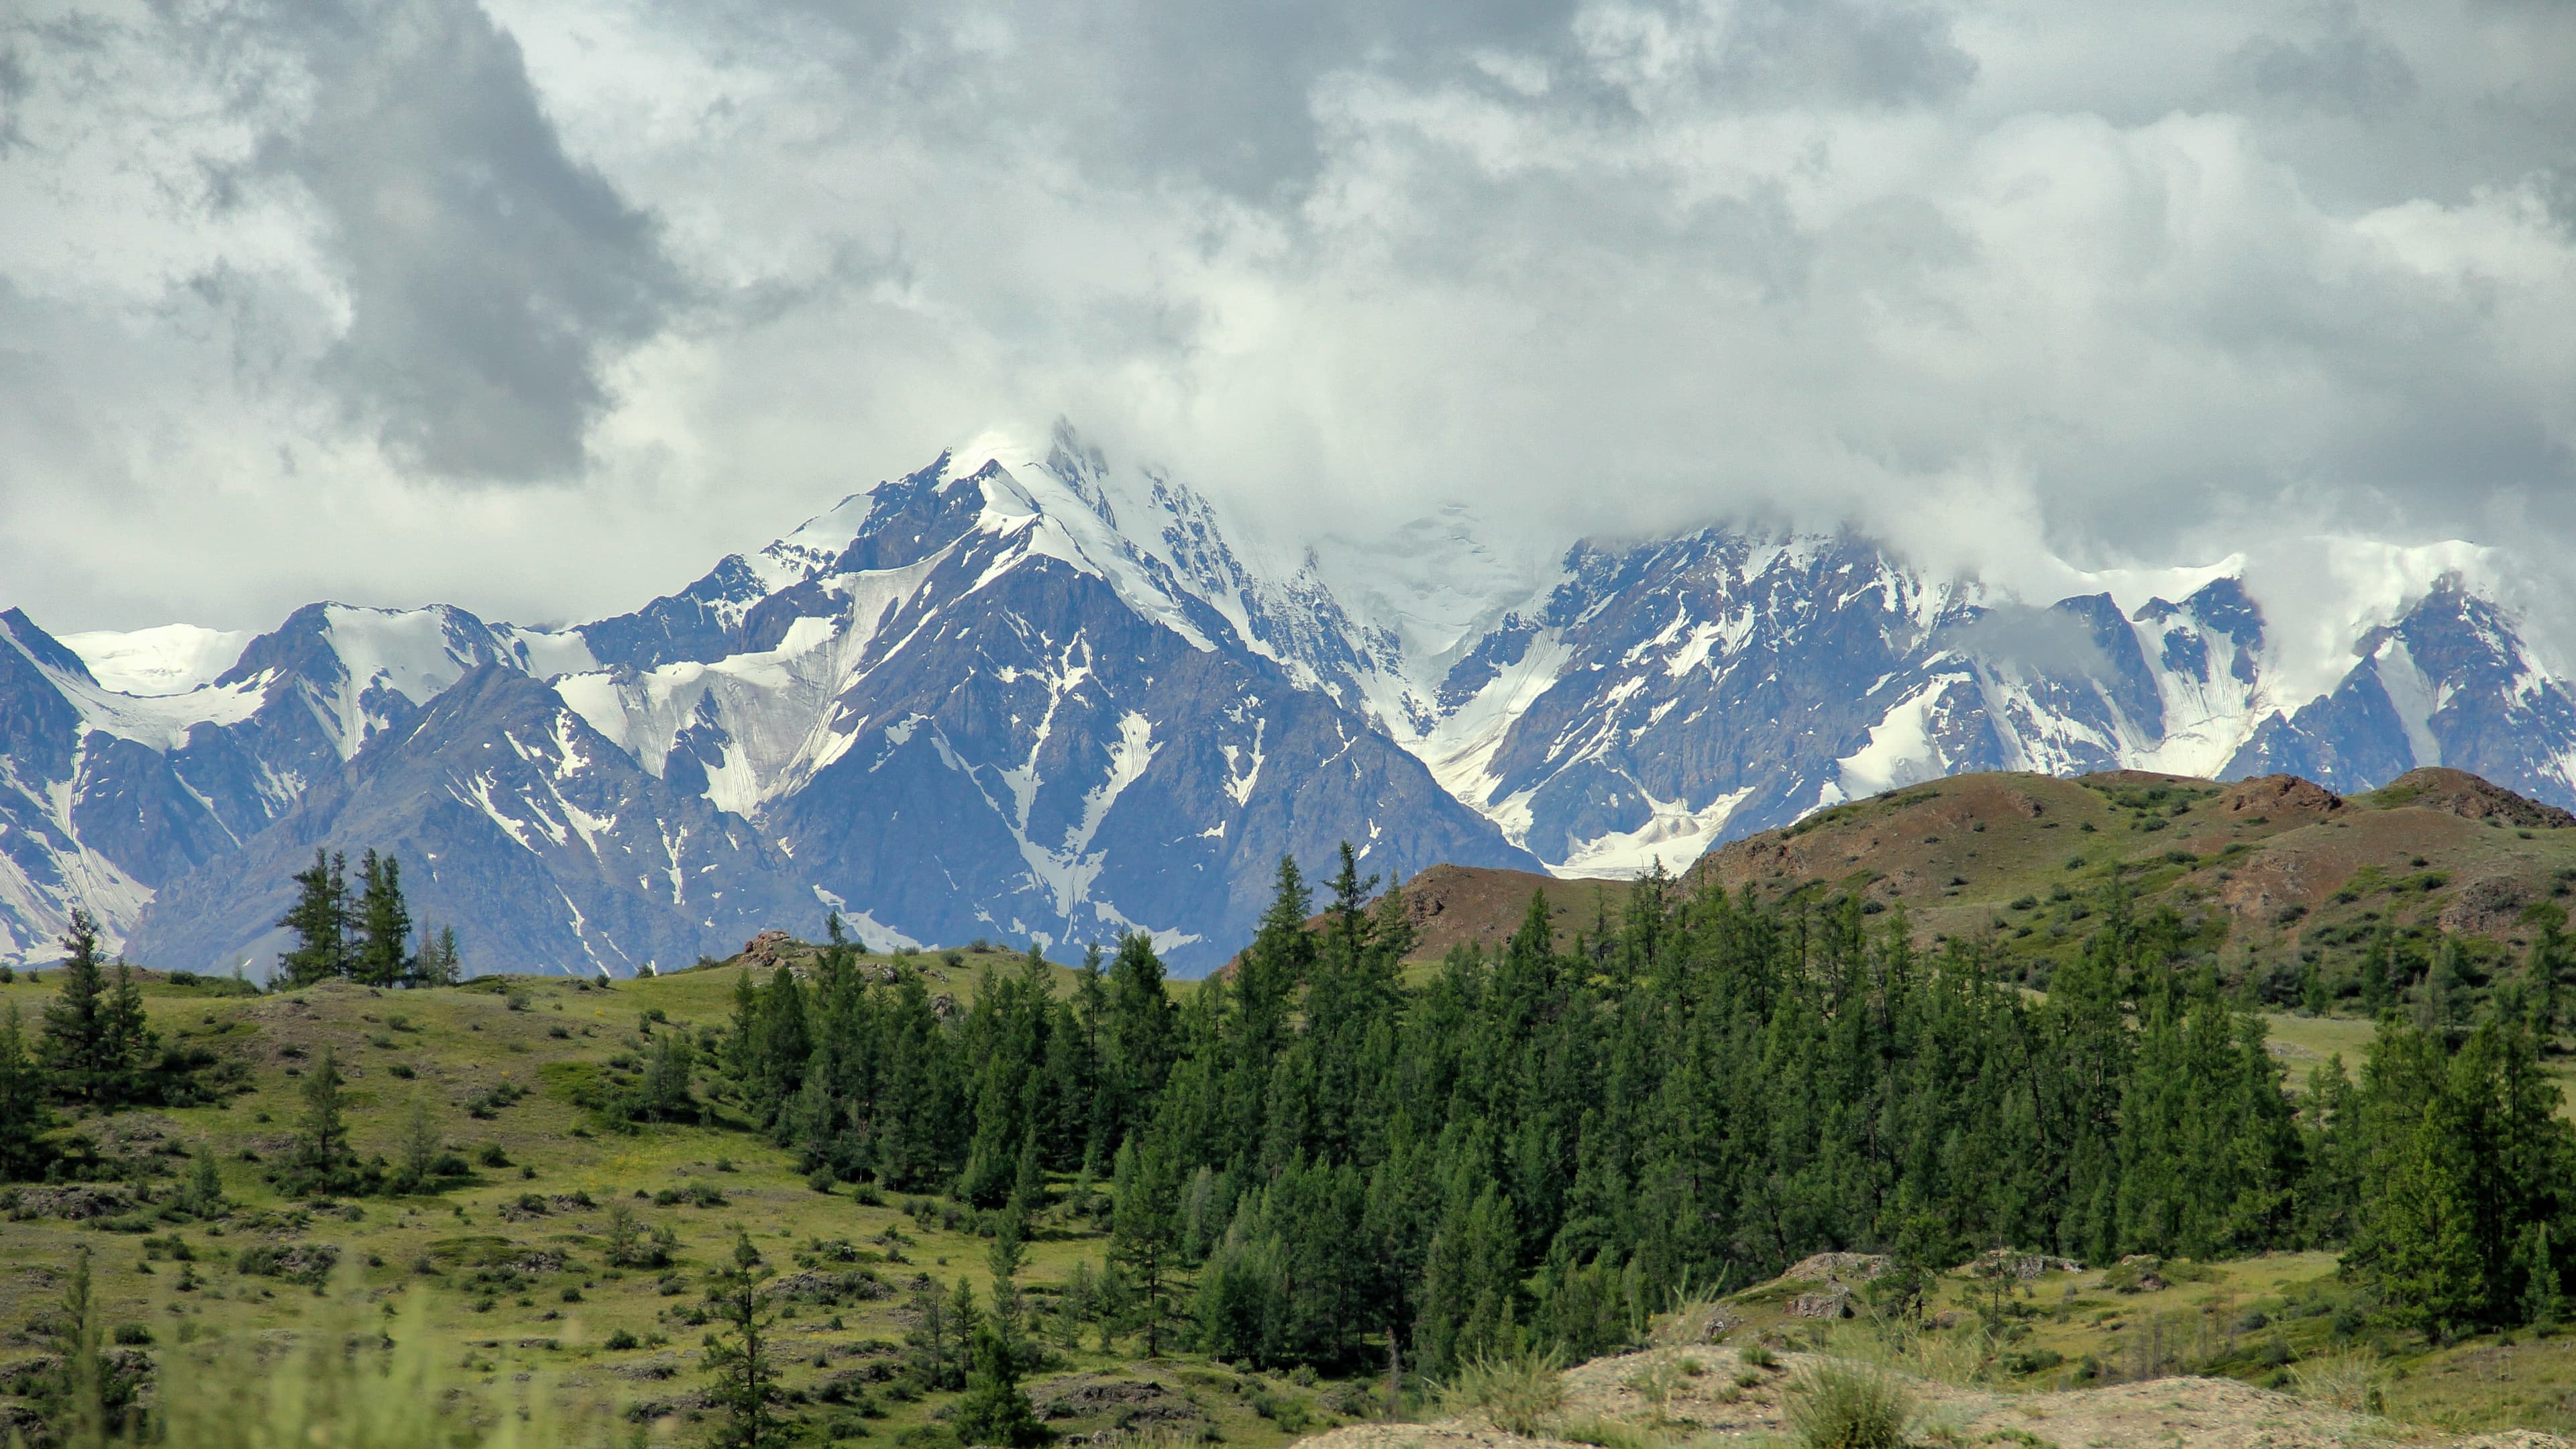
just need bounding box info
[0,0,2571,635]
[246,0,685,480]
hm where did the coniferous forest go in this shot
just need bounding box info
[725,846,2576,1370]
[4,839,2575,1449]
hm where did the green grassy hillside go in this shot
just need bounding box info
[14,763,2576,1447]
[0,955,1354,1447]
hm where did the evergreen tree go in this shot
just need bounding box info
[1109,1132,1181,1355]
[277,848,352,985]
[2345,1020,2576,1332]
[393,1094,443,1193]
[743,965,811,1128]
[37,915,156,1108]
[953,1325,1049,1447]
[727,968,762,1085]
[2298,953,2329,1016]
[350,849,416,987]
[0,1005,54,1181]
[39,908,112,1102]
[949,1275,983,1355]
[2520,1222,2565,1330]
[2361,922,2396,1016]
[281,1046,364,1196]
[411,924,463,987]
[704,1230,783,1449]
[903,1277,963,1392]
[101,960,154,1100]
[2527,908,2569,1042]
[2355,1112,2484,1335]
[960,954,1052,1205]
[1102,933,1177,1150]
[1226,857,1316,1153]
[989,1194,1030,1364]
[616,840,2563,1371]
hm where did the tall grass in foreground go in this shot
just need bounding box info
[1782,1363,1911,1449]
[2288,1349,2388,1417]
[1438,1348,1568,1438]
[26,1273,634,1449]
[1821,1319,1992,1388]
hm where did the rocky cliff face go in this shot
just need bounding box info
[9,428,2571,975]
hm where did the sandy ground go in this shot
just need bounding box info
[1293,1346,2571,1449]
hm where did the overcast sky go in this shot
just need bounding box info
[3,0,2572,636]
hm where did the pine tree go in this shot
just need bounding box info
[101,960,155,1102]
[394,1094,442,1193]
[949,1275,983,1356]
[38,916,154,1107]
[1228,857,1316,1149]
[555,835,2426,1377]
[276,849,351,985]
[40,1247,109,1442]
[282,1046,361,1196]
[2520,1222,2565,1330]
[38,908,111,1102]
[903,1277,962,1391]
[411,924,463,987]
[704,1230,783,1449]
[1109,1132,1181,1356]
[990,1193,1030,1356]
[727,968,761,1085]
[1103,933,1176,1150]
[2361,922,2395,1016]
[2354,1112,2483,1335]
[350,849,415,987]
[953,1324,1049,1447]
[0,1005,54,1180]
[2528,908,2568,1043]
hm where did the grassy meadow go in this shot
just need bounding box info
[0,954,1347,1447]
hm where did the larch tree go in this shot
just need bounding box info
[350,849,415,987]
[703,1230,784,1449]
[276,849,351,985]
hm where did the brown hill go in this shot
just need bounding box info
[1326,769,2576,993]
[1220,863,1610,970]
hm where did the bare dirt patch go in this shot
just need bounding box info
[1295,1346,2570,1449]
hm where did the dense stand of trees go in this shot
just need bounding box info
[724,849,2576,1366]
[3,839,2568,1383]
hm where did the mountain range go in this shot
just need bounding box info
[9,425,2573,975]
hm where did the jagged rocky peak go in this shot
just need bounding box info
[8,429,2575,975]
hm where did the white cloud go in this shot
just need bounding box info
[1,0,2572,645]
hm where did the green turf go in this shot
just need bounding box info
[0,963,1350,1446]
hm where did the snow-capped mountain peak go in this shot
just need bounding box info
[11,427,2576,974]
[58,623,255,697]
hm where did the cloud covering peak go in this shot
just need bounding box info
[1,0,2571,635]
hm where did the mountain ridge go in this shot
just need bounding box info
[11,426,2575,975]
